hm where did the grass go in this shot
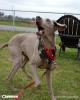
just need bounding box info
[0,20,36,27]
[0,31,80,100]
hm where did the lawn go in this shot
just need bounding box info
[0,31,80,100]
[0,20,36,27]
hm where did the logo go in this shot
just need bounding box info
[0,95,19,100]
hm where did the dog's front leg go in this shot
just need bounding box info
[29,62,41,88]
[46,69,56,100]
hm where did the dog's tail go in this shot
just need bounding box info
[0,43,8,49]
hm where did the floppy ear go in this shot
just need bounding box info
[32,18,36,24]
[54,21,67,31]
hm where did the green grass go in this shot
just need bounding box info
[0,20,36,27]
[0,31,80,100]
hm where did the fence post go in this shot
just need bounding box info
[13,10,15,26]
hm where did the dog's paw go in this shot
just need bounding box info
[34,80,41,88]
[51,96,56,100]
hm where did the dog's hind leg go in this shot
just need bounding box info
[7,56,23,81]
[7,45,24,81]
[22,66,32,80]
[21,55,32,80]
[7,55,24,91]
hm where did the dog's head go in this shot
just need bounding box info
[35,16,66,32]
[33,16,67,47]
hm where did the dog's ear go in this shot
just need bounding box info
[54,21,67,31]
[32,16,42,25]
[32,18,36,24]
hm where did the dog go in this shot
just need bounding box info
[0,16,66,100]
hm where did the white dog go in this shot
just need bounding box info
[0,16,66,100]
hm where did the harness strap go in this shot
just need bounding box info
[17,71,48,99]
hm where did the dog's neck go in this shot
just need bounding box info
[40,33,55,48]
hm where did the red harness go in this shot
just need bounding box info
[44,46,56,62]
[38,43,56,65]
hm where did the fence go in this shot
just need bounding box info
[0,9,80,27]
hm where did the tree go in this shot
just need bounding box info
[0,12,4,17]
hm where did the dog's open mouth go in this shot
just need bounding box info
[36,21,44,31]
[36,16,44,31]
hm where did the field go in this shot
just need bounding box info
[0,20,35,27]
[0,31,80,100]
